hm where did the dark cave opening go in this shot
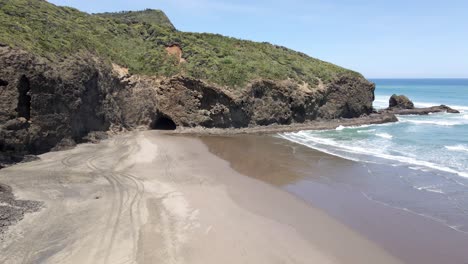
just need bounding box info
[17,76,31,119]
[151,116,177,130]
[0,79,8,87]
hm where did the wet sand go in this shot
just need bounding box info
[201,135,468,264]
[0,131,401,264]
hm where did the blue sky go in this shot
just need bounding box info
[47,0,468,78]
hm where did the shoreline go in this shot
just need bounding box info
[200,134,468,264]
[0,114,396,169]
[0,131,402,264]
[1,110,467,263]
[3,103,461,169]
[171,104,462,136]
[172,113,397,135]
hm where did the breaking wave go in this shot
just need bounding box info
[445,145,468,153]
[279,129,468,179]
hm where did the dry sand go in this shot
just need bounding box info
[0,131,402,264]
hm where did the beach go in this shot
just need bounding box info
[202,134,468,264]
[1,1,466,263]
[0,131,402,264]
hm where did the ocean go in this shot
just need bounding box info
[280,79,468,233]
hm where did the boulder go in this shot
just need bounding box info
[439,105,460,114]
[389,94,414,109]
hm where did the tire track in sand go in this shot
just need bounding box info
[85,152,126,264]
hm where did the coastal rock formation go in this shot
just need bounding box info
[382,105,460,115]
[389,94,414,109]
[380,94,460,115]
[0,46,125,166]
[118,74,376,129]
[318,75,375,119]
[0,45,379,165]
[156,76,247,128]
[0,0,387,165]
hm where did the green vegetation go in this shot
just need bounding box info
[96,9,175,30]
[0,0,361,88]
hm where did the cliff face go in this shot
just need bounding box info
[0,47,121,164]
[119,74,375,129]
[0,46,375,164]
[0,0,378,165]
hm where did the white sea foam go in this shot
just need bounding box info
[399,119,467,126]
[415,185,445,194]
[278,133,361,162]
[321,123,393,133]
[427,189,444,194]
[357,129,376,133]
[373,96,390,109]
[279,131,468,178]
[376,133,393,139]
[410,101,468,111]
[445,145,468,153]
[409,166,424,171]
[333,124,378,131]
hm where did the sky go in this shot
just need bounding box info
[47,0,468,78]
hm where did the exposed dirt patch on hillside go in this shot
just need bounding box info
[165,44,186,63]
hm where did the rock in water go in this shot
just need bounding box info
[389,94,415,109]
[439,105,460,114]
[380,95,460,115]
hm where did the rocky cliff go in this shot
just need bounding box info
[0,0,381,165]
[0,45,376,165]
[0,46,120,165]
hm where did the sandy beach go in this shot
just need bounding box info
[0,131,402,264]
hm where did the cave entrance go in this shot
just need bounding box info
[17,75,31,119]
[151,116,177,130]
[0,79,8,87]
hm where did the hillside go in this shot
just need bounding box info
[96,9,176,30]
[0,0,380,166]
[0,0,360,87]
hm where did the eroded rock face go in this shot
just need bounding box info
[0,46,377,163]
[243,79,319,126]
[0,46,121,163]
[318,75,375,119]
[156,77,248,128]
[149,75,375,128]
[389,94,414,109]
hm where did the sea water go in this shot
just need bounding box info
[280,79,468,233]
[281,79,468,178]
